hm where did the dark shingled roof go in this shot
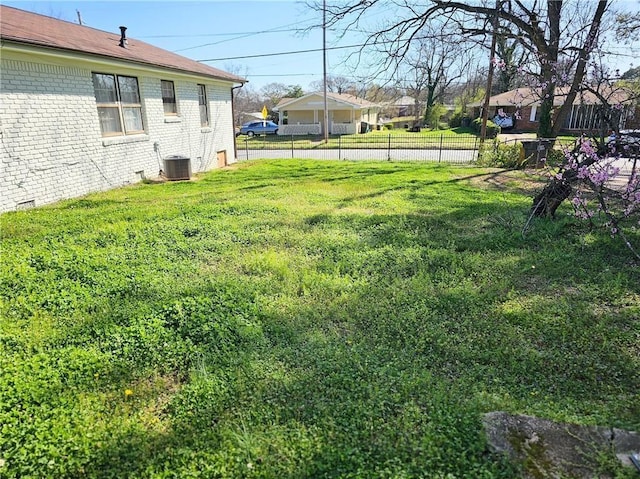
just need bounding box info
[0,5,245,83]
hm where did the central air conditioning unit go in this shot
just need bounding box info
[163,155,191,180]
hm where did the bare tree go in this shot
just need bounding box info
[260,82,289,109]
[400,45,430,126]
[260,83,304,110]
[400,24,476,127]
[362,83,400,104]
[493,33,529,94]
[316,0,611,139]
[232,84,263,126]
[309,75,356,94]
[615,10,640,41]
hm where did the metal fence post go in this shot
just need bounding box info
[291,134,294,158]
[339,135,342,160]
[245,137,249,161]
[438,134,443,163]
[388,134,391,161]
[473,136,478,162]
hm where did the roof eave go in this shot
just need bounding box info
[1,38,246,84]
[276,93,380,110]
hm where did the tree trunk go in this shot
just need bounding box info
[532,1,610,216]
[537,84,555,138]
[530,152,601,218]
[550,0,609,138]
[535,1,562,138]
[530,178,573,217]
[423,86,436,125]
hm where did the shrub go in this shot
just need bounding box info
[471,118,500,138]
[424,103,446,129]
[477,140,526,168]
[544,147,566,167]
[448,111,470,128]
[383,124,393,130]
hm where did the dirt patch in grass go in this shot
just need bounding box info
[467,168,548,195]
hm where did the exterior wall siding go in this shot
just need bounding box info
[288,111,316,124]
[332,110,352,123]
[0,56,236,212]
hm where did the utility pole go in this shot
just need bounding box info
[322,0,329,143]
[480,0,500,143]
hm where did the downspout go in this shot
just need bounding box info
[231,82,245,161]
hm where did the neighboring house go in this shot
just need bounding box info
[469,87,633,133]
[379,96,420,129]
[0,5,245,212]
[390,95,421,118]
[274,92,380,135]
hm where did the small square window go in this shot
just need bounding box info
[161,80,177,115]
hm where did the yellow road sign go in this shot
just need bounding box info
[261,105,268,119]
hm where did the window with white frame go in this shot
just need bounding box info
[529,105,540,122]
[92,73,144,136]
[198,84,209,127]
[161,80,177,115]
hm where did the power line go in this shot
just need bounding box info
[241,72,472,88]
[197,33,431,63]
[247,73,323,77]
[195,27,635,69]
[172,18,318,52]
[197,42,365,62]
[144,28,299,39]
[149,3,398,54]
[197,33,465,63]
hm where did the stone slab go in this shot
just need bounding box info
[483,411,640,478]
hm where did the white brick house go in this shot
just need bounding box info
[0,6,245,212]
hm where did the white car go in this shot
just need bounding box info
[492,114,514,129]
[609,130,640,155]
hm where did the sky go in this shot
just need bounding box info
[2,0,640,93]
[1,0,385,91]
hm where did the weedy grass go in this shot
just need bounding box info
[1,160,638,478]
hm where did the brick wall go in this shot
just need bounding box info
[0,56,237,212]
[514,106,539,132]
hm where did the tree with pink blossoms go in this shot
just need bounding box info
[528,56,639,232]
[527,132,640,259]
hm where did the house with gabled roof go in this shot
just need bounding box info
[469,87,634,133]
[274,92,380,135]
[0,5,245,212]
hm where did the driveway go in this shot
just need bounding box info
[606,156,638,190]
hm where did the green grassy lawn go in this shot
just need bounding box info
[1,160,638,478]
[238,127,477,150]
